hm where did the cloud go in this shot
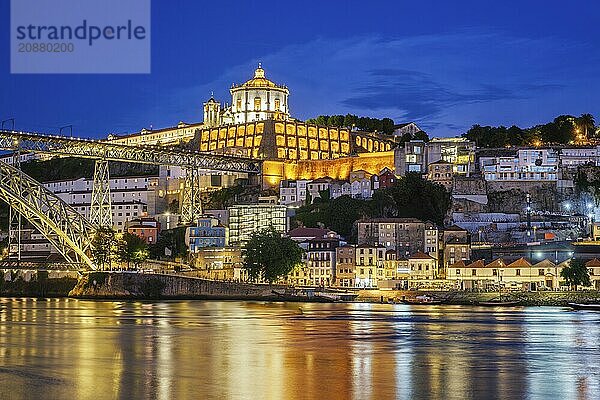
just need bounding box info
[166,30,597,135]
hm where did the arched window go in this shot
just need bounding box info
[274,98,280,110]
[236,99,242,111]
[254,97,261,111]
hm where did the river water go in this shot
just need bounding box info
[0,299,599,400]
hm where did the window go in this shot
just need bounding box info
[456,269,460,275]
[516,269,521,276]
[538,269,545,276]
[254,97,261,111]
[236,99,242,110]
[472,269,477,276]
[274,98,280,110]
[493,269,497,276]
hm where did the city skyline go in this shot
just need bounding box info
[1,0,599,138]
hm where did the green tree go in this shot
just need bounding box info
[243,229,303,282]
[119,232,149,269]
[381,173,451,225]
[150,227,188,260]
[90,228,120,269]
[560,258,591,290]
[578,113,595,138]
[413,130,430,142]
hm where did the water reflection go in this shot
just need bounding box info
[0,299,599,400]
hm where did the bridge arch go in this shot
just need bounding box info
[0,160,96,269]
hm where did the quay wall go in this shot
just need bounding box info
[69,272,286,299]
[357,289,600,306]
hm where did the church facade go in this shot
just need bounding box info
[203,64,291,127]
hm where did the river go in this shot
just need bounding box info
[0,299,599,400]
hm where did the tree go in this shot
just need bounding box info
[578,113,595,139]
[413,130,430,142]
[560,258,591,290]
[243,229,304,282]
[91,228,120,269]
[149,227,188,260]
[382,173,451,225]
[119,232,149,269]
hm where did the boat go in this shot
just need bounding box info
[478,301,521,307]
[401,295,443,305]
[568,303,600,311]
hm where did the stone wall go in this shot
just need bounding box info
[69,272,286,299]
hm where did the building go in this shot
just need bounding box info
[186,216,228,252]
[126,217,160,245]
[378,167,397,189]
[44,175,156,230]
[395,138,475,176]
[395,140,427,175]
[446,257,568,291]
[392,122,422,140]
[559,147,600,168]
[330,180,352,199]
[228,204,287,245]
[427,160,454,191]
[287,227,332,246]
[307,177,334,201]
[106,65,397,189]
[357,218,428,256]
[378,251,410,290]
[479,148,559,181]
[279,179,309,206]
[355,244,386,288]
[306,236,343,286]
[349,170,373,199]
[335,245,357,288]
[425,137,475,175]
[408,251,438,282]
[441,225,471,271]
[191,247,247,281]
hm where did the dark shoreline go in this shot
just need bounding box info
[1,273,600,307]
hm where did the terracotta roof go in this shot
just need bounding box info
[409,251,435,260]
[485,258,506,268]
[287,227,329,239]
[467,260,486,269]
[586,258,600,267]
[449,260,466,268]
[532,259,556,268]
[507,257,532,268]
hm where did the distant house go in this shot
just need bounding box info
[392,122,422,139]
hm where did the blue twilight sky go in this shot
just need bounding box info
[1,0,599,138]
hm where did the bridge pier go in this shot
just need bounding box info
[89,159,113,228]
[181,166,202,225]
[7,148,22,262]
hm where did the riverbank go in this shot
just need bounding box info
[357,289,600,306]
[2,272,600,306]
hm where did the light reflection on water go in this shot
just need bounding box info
[0,299,599,400]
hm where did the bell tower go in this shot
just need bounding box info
[203,93,221,128]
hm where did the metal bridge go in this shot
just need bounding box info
[0,130,262,270]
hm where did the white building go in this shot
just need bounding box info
[330,180,352,199]
[279,179,309,206]
[480,149,559,181]
[228,204,288,245]
[349,170,373,199]
[44,175,156,230]
[559,146,600,167]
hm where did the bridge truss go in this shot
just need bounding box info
[0,130,261,269]
[0,160,95,269]
[0,130,261,225]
